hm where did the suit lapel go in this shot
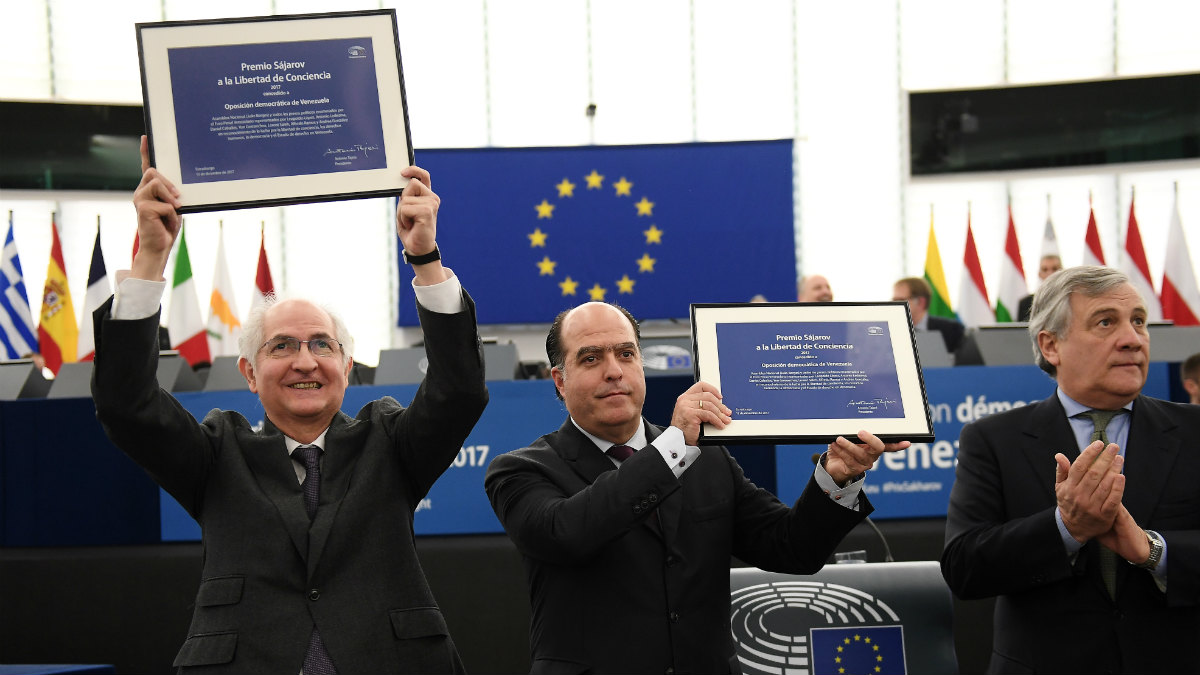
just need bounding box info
[306,411,365,578]
[556,419,619,485]
[1018,396,1079,503]
[242,421,310,562]
[1120,395,1181,524]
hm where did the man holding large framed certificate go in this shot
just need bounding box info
[92,138,486,674]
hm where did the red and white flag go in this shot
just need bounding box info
[251,227,275,311]
[957,208,993,327]
[1119,192,1162,320]
[1083,200,1106,267]
[1160,194,1200,326]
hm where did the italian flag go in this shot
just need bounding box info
[168,225,212,367]
[994,206,1028,323]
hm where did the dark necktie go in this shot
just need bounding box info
[290,445,338,675]
[1078,409,1123,599]
[606,444,635,462]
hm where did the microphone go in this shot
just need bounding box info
[812,451,895,563]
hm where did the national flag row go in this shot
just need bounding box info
[0,211,277,375]
[922,190,1200,328]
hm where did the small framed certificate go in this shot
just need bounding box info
[690,302,935,445]
[137,9,413,213]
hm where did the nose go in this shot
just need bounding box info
[601,352,623,380]
[291,342,320,368]
[1115,320,1147,349]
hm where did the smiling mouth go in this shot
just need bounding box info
[290,382,322,389]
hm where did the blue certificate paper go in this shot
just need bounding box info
[715,321,904,420]
[691,303,934,444]
[138,10,413,213]
[167,38,387,183]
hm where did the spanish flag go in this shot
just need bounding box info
[38,216,78,375]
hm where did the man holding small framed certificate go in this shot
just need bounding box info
[485,301,911,675]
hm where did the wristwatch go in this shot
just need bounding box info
[402,245,440,266]
[1131,529,1164,570]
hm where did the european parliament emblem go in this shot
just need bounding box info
[730,580,908,675]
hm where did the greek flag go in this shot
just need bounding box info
[0,213,38,360]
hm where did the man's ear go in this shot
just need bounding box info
[551,366,566,397]
[238,357,258,393]
[344,357,354,380]
[1037,331,1062,368]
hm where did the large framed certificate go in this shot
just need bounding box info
[137,10,413,213]
[690,302,935,445]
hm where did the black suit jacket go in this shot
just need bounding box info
[91,295,488,674]
[942,394,1200,674]
[926,315,965,353]
[485,419,869,675]
[1017,293,1035,322]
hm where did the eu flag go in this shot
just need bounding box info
[810,625,906,675]
[399,140,796,326]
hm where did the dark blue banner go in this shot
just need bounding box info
[402,141,796,325]
[168,38,385,183]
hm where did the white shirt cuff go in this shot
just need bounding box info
[655,426,702,478]
[814,452,863,510]
[112,272,167,320]
[411,269,464,314]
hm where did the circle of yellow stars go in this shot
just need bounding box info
[527,170,663,301]
[832,633,886,674]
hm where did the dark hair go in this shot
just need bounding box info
[895,277,932,303]
[545,303,641,400]
[1182,352,1200,383]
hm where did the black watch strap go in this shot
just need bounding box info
[403,245,441,265]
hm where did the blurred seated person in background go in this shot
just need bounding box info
[1018,253,1064,321]
[893,277,965,352]
[797,274,833,302]
[1182,352,1200,404]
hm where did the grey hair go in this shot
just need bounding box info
[238,293,355,375]
[1028,265,1137,376]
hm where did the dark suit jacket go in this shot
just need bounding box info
[942,394,1200,674]
[91,295,488,674]
[1017,293,1035,322]
[485,419,870,675]
[926,315,965,353]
